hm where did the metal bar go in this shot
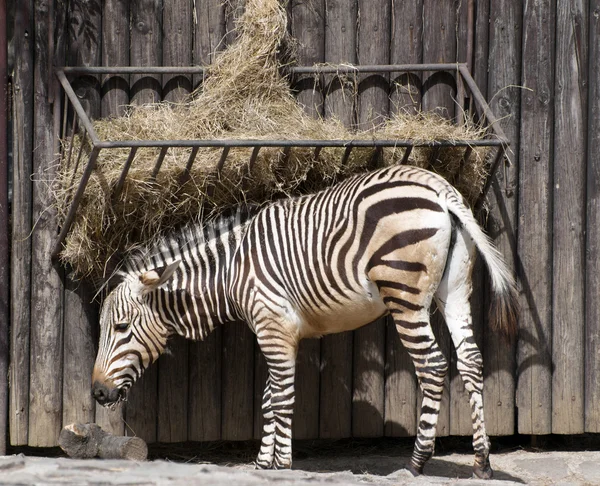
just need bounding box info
[150,147,169,181]
[59,63,466,76]
[476,145,507,213]
[248,146,261,173]
[313,146,322,160]
[61,87,69,141]
[53,147,101,259]
[401,146,413,164]
[428,146,442,166]
[94,138,504,149]
[56,69,101,145]
[458,64,510,145]
[341,146,353,165]
[112,147,138,201]
[65,116,78,171]
[185,146,200,173]
[461,146,473,169]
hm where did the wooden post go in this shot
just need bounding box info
[62,0,102,430]
[0,0,8,456]
[188,0,227,443]
[318,0,357,440]
[585,0,600,433]
[124,0,163,443]
[352,0,390,438]
[156,0,193,443]
[385,0,423,438]
[484,0,522,437]
[95,0,131,435]
[551,0,587,435]
[28,0,65,447]
[420,0,458,438]
[515,0,554,436]
[289,0,324,441]
[10,0,34,446]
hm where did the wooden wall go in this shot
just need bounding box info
[8,0,600,446]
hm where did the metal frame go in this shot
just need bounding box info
[52,63,509,259]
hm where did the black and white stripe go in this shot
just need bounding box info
[92,165,518,478]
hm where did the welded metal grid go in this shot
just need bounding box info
[52,63,509,259]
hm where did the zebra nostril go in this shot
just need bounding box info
[92,381,110,404]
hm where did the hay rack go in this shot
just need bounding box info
[51,63,509,260]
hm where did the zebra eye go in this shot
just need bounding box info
[113,321,130,332]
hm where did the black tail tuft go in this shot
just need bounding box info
[488,283,519,341]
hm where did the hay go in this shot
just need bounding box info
[55,0,492,278]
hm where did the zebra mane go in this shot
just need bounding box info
[119,203,262,278]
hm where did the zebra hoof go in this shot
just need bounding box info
[406,463,423,477]
[254,460,273,470]
[473,461,493,479]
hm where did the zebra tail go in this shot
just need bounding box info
[446,195,519,341]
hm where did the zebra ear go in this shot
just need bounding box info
[139,260,181,291]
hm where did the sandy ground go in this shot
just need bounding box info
[3,439,600,485]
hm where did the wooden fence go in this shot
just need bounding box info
[6,0,598,448]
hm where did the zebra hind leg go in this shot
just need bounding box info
[386,304,448,476]
[434,223,492,479]
[255,326,298,469]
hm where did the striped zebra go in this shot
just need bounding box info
[91,164,518,478]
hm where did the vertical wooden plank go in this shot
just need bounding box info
[62,282,98,426]
[351,0,390,438]
[9,0,34,446]
[551,0,587,435]
[318,0,357,439]
[156,0,193,444]
[95,0,130,435]
[384,0,422,438]
[516,0,554,436]
[101,0,129,119]
[420,0,458,438]
[28,0,65,447]
[0,0,9,456]
[124,0,163,443]
[62,0,102,430]
[448,0,481,438]
[221,321,254,440]
[188,0,227,442]
[189,332,222,441]
[289,0,324,441]
[585,0,600,433]
[484,0,522,437]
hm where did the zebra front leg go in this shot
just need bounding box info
[255,324,298,469]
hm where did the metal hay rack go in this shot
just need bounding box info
[52,63,509,260]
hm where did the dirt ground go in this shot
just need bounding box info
[3,437,600,485]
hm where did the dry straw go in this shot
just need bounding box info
[55,0,492,278]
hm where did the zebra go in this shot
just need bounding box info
[91,164,518,478]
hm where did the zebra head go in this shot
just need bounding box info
[91,260,180,407]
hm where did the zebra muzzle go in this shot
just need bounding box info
[91,380,124,406]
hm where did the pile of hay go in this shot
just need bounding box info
[56,0,491,278]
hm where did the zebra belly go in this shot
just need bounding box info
[297,282,388,338]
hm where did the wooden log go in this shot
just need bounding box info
[351,0,390,439]
[515,0,553,435]
[551,0,587,435]
[124,0,163,443]
[9,0,34,446]
[62,0,102,431]
[289,0,324,441]
[585,0,600,433]
[156,0,193,443]
[222,321,254,440]
[384,0,422,438]
[318,0,357,439]
[28,0,66,447]
[95,0,130,435]
[59,423,147,461]
[420,0,458,438]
